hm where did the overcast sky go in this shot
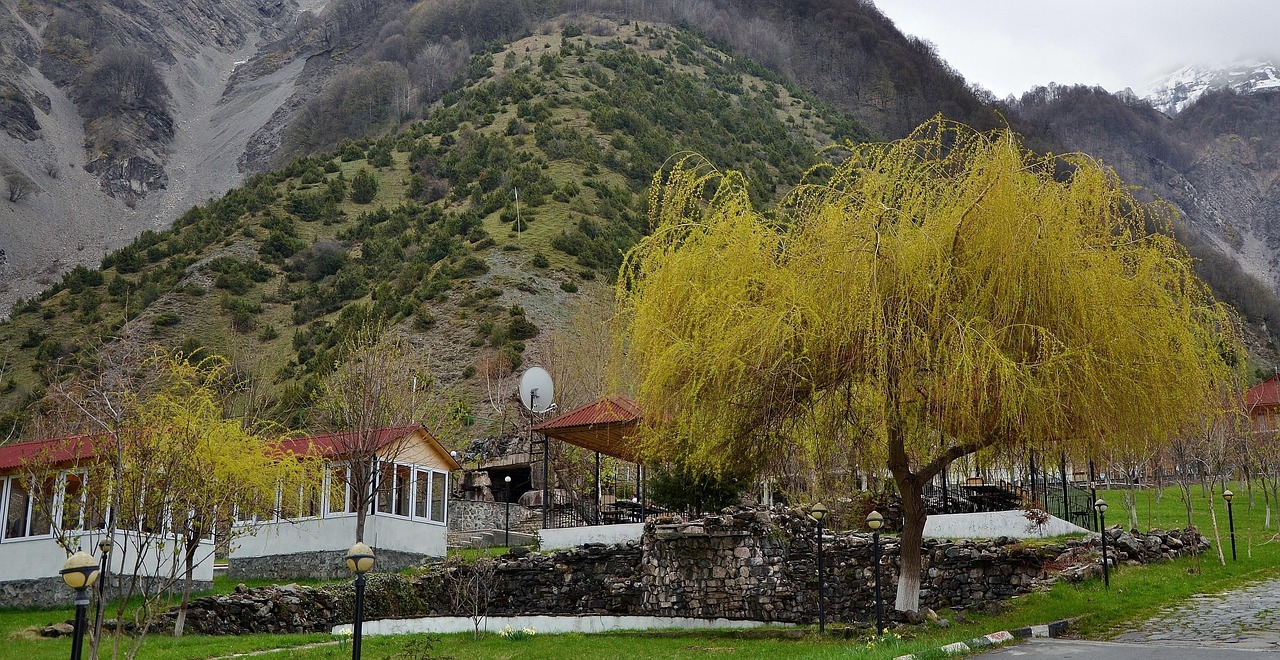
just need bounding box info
[873,1,1280,99]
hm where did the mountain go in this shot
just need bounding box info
[1139,60,1280,115]
[0,18,868,437]
[1013,83,1280,358]
[0,0,1000,318]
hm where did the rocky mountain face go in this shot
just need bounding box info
[0,0,332,314]
[1139,60,1280,115]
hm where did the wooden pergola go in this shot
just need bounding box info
[531,395,643,462]
[531,395,647,527]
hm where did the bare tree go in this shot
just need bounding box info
[314,324,457,542]
[6,171,33,202]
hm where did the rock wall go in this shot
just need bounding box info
[228,549,427,581]
[448,499,536,532]
[177,508,1208,635]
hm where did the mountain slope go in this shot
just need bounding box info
[1,0,999,318]
[0,20,866,437]
[1140,60,1280,115]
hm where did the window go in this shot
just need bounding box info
[4,478,30,540]
[430,471,446,523]
[376,463,412,517]
[414,470,430,519]
[327,466,350,515]
[2,476,55,540]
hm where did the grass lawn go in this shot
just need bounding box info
[5,483,1278,658]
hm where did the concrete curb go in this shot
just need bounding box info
[892,618,1075,659]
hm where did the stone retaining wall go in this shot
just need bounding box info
[227,548,426,581]
[178,508,1208,635]
[448,499,536,532]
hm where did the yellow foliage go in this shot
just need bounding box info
[618,118,1244,480]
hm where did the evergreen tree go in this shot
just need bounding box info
[350,168,378,204]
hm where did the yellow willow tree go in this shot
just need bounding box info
[616,118,1244,612]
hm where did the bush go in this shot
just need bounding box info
[351,168,379,204]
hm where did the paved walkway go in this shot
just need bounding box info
[1112,576,1280,650]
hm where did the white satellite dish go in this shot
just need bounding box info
[518,367,555,414]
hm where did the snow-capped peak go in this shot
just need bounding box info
[1139,60,1280,115]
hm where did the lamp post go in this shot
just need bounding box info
[1094,498,1109,589]
[60,551,101,660]
[1224,489,1237,561]
[809,502,828,634]
[866,510,885,637]
[504,475,512,547]
[91,537,112,655]
[345,542,375,660]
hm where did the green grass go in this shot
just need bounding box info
[5,484,1278,658]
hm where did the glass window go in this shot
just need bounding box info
[327,467,349,515]
[430,471,446,523]
[414,470,429,519]
[376,463,394,514]
[394,465,410,516]
[6,478,30,539]
[62,473,86,531]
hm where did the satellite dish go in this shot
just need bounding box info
[519,367,555,414]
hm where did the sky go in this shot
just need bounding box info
[873,1,1280,99]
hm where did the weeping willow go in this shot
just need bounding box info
[616,118,1245,611]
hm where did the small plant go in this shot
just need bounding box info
[1023,507,1052,535]
[499,625,537,641]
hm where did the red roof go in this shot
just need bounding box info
[0,425,461,472]
[1246,374,1280,410]
[0,434,101,472]
[532,396,643,462]
[533,395,641,431]
[274,424,424,458]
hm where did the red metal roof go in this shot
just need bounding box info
[0,425,461,472]
[532,395,644,462]
[0,434,101,472]
[274,424,424,458]
[533,395,641,431]
[1246,374,1280,410]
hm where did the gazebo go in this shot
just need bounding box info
[531,395,650,529]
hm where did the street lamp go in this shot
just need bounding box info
[504,475,512,547]
[60,551,101,660]
[345,542,375,660]
[809,502,828,635]
[1224,489,1237,561]
[91,537,112,655]
[1094,498,1109,589]
[866,510,885,637]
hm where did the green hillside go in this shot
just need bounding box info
[0,21,868,437]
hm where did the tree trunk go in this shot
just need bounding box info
[173,535,199,637]
[894,477,926,612]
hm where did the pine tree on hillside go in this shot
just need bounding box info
[351,168,378,204]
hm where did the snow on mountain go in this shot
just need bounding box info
[1139,60,1280,115]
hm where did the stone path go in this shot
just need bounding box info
[1111,576,1280,650]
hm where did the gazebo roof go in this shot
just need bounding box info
[1246,374,1280,411]
[532,395,643,463]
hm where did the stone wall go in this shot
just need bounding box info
[0,576,214,610]
[227,549,426,581]
[178,508,1208,635]
[448,499,536,532]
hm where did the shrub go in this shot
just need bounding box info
[351,168,379,204]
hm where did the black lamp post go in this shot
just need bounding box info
[91,537,112,655]
[866,510,885,637]
[60,551,101,660]
[504,475,512,547]
[809,502,828,634]
[345,542,375,660]
[1094,498,1109,589]
[1224,489,1237,561]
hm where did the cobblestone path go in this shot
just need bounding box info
[1112,576,1280,650]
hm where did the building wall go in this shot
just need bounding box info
[230,515,445,570]
[0,529,214,583]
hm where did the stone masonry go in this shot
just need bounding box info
[177,507,1207,635]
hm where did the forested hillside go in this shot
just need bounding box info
[0,20,865,438]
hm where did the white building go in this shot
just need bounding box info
[229,425,460,579]
[0,434,215,608]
